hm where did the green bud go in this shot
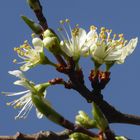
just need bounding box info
[21,15,43,35]
[115,136,128,140]
[92,102,109,132]
[43,36,61,55]
[43,29,56,38]
[32,94,63,125]
[75,111,97,129]
[27,0,41,10]
[70,132,98,140]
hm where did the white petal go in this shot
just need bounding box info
[93,45,106,59]
[117,37,138,64]
[86,30,98,43]
[32,38,43,52]
[8,70,25,79]
[78,28,87,48]
[60,41,73,57]
[124,37,138,57]
[105,49,122,61]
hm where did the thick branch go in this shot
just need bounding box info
[33,0,48,30]
[0,130,70,140]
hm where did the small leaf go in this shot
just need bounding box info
[75,110,97,129]
[92,102,109,131]
[21,15,43,35]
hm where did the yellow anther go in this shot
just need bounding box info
[106,29,109,33]
[24,45,30,49]
[14,47,18,51]
[6,102,11,106]
[16,50,21,54]
[72,28,79,36]
[24,40,28,44]
[14,103,22,108]
[110,29,112,33]
[65,19,70,23]
[76,24,79,27]
[101,27,106,31]
[31,33,35,38]
[60,20,64,24]
[90,25,96,30]
[58,27,63,32]
[13,59,17,63]
[101,34,107,39]
[99,31,106,39]
[119,34,124,38]
[113,34,117,38]
[20,45,24,48]
[19,51,24,56]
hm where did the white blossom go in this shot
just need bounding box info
[14,37,44,71]
[4,70,48,119]
[90,27,138,65]
[58,19,98,60]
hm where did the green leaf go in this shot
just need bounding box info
[75,111,97,129]
[21,15,43,34]
[92,102,109,131]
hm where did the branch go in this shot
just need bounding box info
[66,67,140,126]
[0,130,71,140]
[27,0,140,135]
[32,0,48,30]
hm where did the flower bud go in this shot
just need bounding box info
[75,111,97,129]
[70,132,98,140]
[43,36,61,54]
[21,15,43,35]
[43,29,56,38]
[92,102,109,132]
[27,0,41,10]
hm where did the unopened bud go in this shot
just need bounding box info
[70,132,98,140]
[75,111,97,129]
[92,102,109,132]
[21,15,43,35]
[43,36,61,54]
[43,29,56,38]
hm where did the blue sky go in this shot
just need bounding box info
[0,0,140,139]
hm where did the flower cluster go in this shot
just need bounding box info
[5,19,138,122]
[13,19,138,72]
[58,19,138,70]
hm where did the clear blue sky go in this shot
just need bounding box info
[0,0,140,139]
